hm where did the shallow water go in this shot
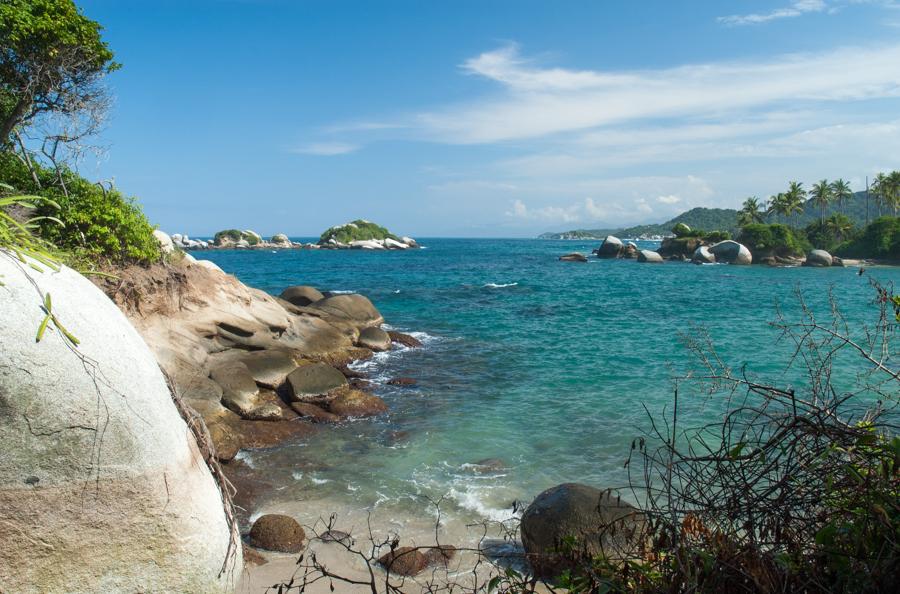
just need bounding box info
[198,239,899,533]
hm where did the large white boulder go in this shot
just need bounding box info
[709,240,752,265]
[804,249,833,267]
[152,229,175,254]
[596,235,623,258]
[0,253,239,593]
[383,237,409,249]
[349,239,386,250]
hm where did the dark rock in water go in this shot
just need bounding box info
[468,458,507,474]
[388,330,423,348]
[357,326,392,352]
[831,256,845,267]
[658,236,702,259]
[384,430,411,446]
[760,256,778,266]
[320,530,353,544]
[291,402,340,423]
[621,242,639,259]
[349,379,375,391]
[328,389,388,418]
[387,377,417,386]
[378,547,429,576]
[239,350,298,389]
[521,483,647,578]
[804,249,833,267]
[336,363,368,379]
[286,363,348,402]
[595,235,623,258]
[425,545,457,567]
[667,254,685,262]
[559,253,588,262]
[248,514,306,553]
[279,285,325,306]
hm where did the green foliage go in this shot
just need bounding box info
[0,0,119,142]
[540,207,741,240]
[318,219,400,245]
[0,151,160,264]
[738,223,809,258]
[835,216,900,260]
[703,230,731,243]
[213,229,260,246]
[0,183,61,275]
[805,214,856,252]
[672,222,692,237]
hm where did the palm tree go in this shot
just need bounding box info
[872,172,888,217]
[825,214,853,243]
[738,196,764,227]
[783,181,807,228]
[888,171,900,216]
[768,193,787,224]
[830,179,853,216]
[810,179,831,224]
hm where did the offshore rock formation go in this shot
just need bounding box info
[0,254,238,593]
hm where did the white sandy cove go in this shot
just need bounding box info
[236,497,552,593]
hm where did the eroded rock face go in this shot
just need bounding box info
[286,363,348,402]
[0,255,238,593]
[310,294,384,330]
[521,483,646,578]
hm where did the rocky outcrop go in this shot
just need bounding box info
[153,229,175,253]
[520,483,646,578]
[622,242,639,259]
[709,240,752,265]
[637,250,663,263]
[328,388,389,417]
[595,235,623,258]
[658,236,703,259]
[318,220,419,249]
[0,254,239,593]
[804,249,833,267]
[286,363,348,402]
[248,515,306,553]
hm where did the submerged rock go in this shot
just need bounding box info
[559,252,588,262]
[521,483,646,578]
[328,389,388,418]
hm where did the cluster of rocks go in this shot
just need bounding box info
[581,232,846,268]
[319,236,419,250]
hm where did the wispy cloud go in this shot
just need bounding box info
[718,0,828,26]
[414,43,900,144]
[291,142,359,156]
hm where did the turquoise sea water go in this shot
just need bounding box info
[197,239,900,527]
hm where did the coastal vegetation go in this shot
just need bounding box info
[318,219,401,244]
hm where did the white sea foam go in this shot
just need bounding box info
[291,471,304,480]
[447,486,518,523]
[483,282,518,289]
[310,477,330,485]
[328,289,357,294]
[234,450,255,469]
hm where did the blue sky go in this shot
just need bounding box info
[78,0,900,237]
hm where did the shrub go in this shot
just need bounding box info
[671,222,692,237]
[835,216,900,260]
[0,152,160,264]
[318,219,400,245]
[703,230,731,243]
[738,223,808,258]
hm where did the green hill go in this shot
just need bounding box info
[539,192,883,240]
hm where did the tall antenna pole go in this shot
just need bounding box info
[865,176,870,226]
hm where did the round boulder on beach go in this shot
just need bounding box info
[804,249,833,267]
[521,483,647,578]
[248,514,306,553]
[378,547,429,576]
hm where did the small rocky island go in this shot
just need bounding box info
[161,220,419,251]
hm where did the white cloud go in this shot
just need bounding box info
[505,199,583,223]
[414,43,900,144]
[657,195,681,205]
[718,0,828,26]
[292,142,359,156]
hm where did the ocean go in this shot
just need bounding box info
[196,238,900,539]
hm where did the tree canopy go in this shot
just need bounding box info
[0,0,119,145]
